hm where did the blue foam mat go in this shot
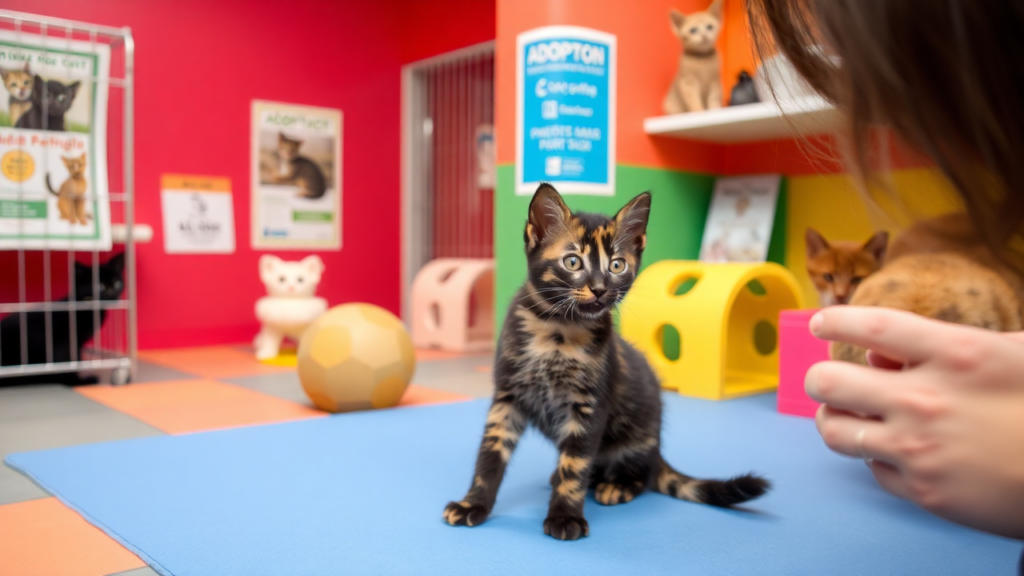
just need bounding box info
[6,393,1021,576]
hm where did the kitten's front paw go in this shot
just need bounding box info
[443,500,489,527]
[543,515,589,540]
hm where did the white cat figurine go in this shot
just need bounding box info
[254,255,328,360]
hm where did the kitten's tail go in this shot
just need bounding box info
[45,173,58,196]
[654,457,770,507]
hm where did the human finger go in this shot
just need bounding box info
[809,306,954,365]
[868,460,911,500]
[805,360,900,416]
[814,405,895,461]
[865,349,904,370]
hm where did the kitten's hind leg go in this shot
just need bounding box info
[592,437,657,506]
[444,393,526,528]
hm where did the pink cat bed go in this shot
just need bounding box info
[777,309,829,418]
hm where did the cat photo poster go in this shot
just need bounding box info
[699,175,781,263]
[0,30,111,250]
[251,100,342,250]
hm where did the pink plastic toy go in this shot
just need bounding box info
[410,258,495,353]
[777,309,830,418]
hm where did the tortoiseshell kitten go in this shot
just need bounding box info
[443,184,770,541]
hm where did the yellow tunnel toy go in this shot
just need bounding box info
[621,261,805,401]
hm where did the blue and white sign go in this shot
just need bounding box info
[516,26,616,195]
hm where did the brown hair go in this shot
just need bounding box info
[747,0,1024,270]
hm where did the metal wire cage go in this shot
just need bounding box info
[0,10,135,385]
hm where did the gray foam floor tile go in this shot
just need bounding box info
[133,360,195,383]
[0,385,164,505]
[223,371,315,407]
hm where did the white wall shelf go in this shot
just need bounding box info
[643,96,839,144]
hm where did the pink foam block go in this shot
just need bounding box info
[777,309,830,418]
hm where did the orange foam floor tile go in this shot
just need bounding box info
[0,497,145,576]
[77,379,325,434]
[399,384,470,407]
[138,345,293,379]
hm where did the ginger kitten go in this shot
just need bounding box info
[443,184,769,541]
[805,228,889,306]
[831,213,1024,364]
[0,62,33,126]
[46,154,90,226]
[663,0,724,114]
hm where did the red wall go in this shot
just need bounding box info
[0,0,495,349]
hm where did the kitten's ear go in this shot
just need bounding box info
[862,231,889,263]
[805,228,829,257]
[104,253,125,276]
[300,255,324,276]
[526,183,571,250]
[0,68,9,81]
[613,192,652,252]
[22,62,30,73]
[669,8,686,31]
[278,132,285,142]
[707,0,723,20]
[66,81,80,99]
[259,255,282,277]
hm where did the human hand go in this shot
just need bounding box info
[804,306,1024,539]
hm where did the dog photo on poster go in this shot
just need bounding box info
[251,100,342,250]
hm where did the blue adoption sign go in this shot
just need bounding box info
[516,26,616,195]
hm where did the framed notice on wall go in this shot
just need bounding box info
[251,100,342,250]
[516,26,616,196]
[0,30,111,250]
[161,174,236,254]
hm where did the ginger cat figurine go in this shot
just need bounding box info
[831,213,1024,364]
[663,0,724,114]
[46,154,90,226]
[254,255,328,360]
[805,228,889,306]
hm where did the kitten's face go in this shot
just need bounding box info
[36,76,80,115]
[524,185,651,320]
[62,153,86,176]
[277,133,303,160]
[805,228,888,306]
[1,65,32,101]
[74,254,125,302]
[671,7,722,53]
[260,255,324,298]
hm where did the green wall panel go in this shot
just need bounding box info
[494,164,717,331]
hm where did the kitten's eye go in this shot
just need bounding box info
[851,276,863,285]
[706,24,713,30]
[689,27,699,34]
[58,95,65,102]
[823,273,834,283]
[297,277,304,283]
[278,275,287,283]
[610,258,627,274]
[562,255,582,271]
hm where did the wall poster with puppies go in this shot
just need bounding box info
[0,31,111,250]
[251,100,342,250]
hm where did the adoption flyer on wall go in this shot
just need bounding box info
[0,31,111,250]
[251,100,342,250]
[699,175,781,263]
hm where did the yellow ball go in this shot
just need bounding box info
[297,303,415,413]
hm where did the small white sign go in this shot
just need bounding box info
[699,175,781,263]
[161,174,236,254]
